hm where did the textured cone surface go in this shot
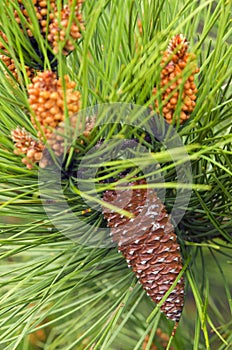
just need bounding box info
[103,179,185,322]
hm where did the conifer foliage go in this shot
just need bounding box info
[0,0,231,349]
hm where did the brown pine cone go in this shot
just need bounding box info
[153,34,199,124]
[11,127,45,169]
[28,70,81,140]
[103,179,185,325]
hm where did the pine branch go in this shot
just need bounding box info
[0,0,231,349]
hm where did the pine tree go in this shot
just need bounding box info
[0,1,231,349]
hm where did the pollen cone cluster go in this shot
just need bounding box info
[142,328,174,350]
[11,127,44,169]
[153,34,199,124]
[28,70,81,139]
[103,179,185,324]
[46,114,96,157]
[0,54,34,80]
[11,70,87,169]
[0,31,34,80]
[14,0,56,37]
[48,0,84,55]
[13,0,84,56]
